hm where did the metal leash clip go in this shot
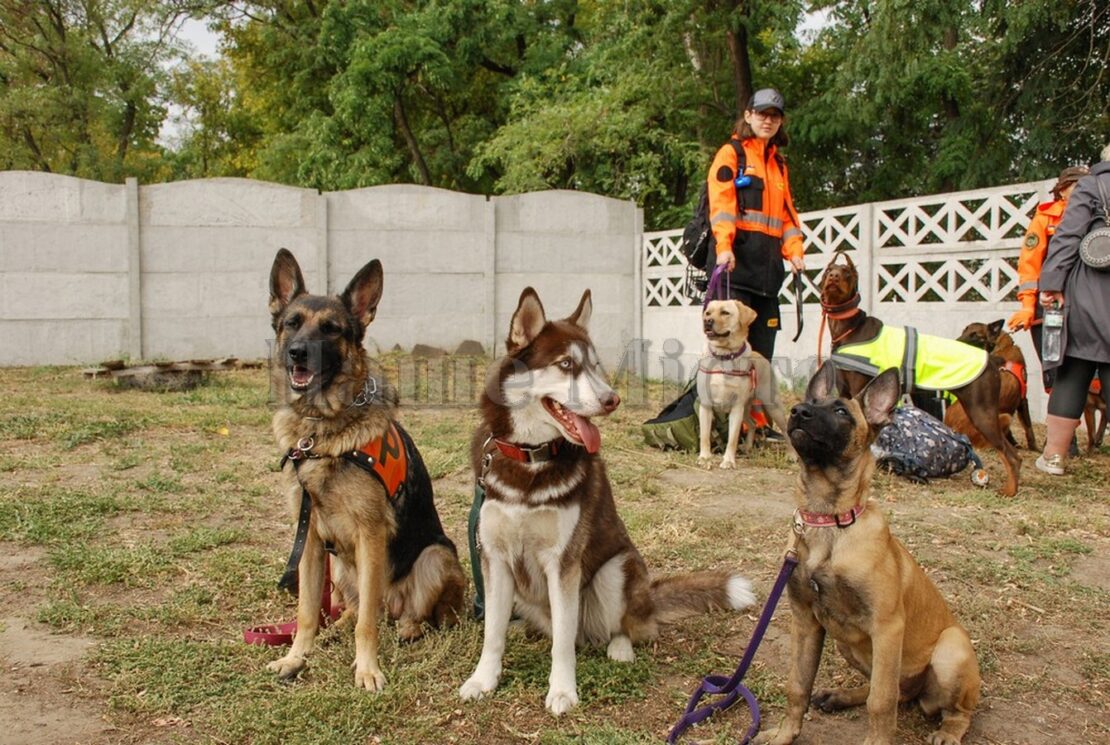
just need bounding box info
[288,436,315,461]
[352,377,379,407]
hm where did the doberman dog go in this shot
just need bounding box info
[819,253,1021,497]
[948,320,1037,451]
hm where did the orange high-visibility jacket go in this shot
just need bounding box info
[1015,199,1068,310]
[708,136,804,296]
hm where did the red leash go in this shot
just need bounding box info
[244,554,342,646]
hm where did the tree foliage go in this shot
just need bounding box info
[0,0,202,181]
[1,0,1107,229]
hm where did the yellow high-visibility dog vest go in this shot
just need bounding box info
[835,326,987,391]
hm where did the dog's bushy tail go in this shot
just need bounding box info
[651,572,755,624]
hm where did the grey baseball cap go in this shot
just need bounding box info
[749,88,785,113]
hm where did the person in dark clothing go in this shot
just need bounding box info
[704,87,805,439]
[1035,144,1110,475]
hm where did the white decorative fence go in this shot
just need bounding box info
[642,179,1055,419]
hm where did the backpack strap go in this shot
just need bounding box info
[901,326,918,399]
[1097,176,1110,224]
[729,139,747,217]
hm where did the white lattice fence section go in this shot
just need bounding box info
[642,229,688,308]
[872,182,1046,306]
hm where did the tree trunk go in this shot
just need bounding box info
[725,23,753,118]
[393,94,431,186]
[942,26,960,121]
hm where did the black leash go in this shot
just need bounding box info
[791,271,805,343]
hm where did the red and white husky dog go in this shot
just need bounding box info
[460,287,756,715]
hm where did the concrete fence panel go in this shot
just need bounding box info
[139,178,322,361]
[0,172,131,365]
[326,185,492,354]
[494,191,640,367]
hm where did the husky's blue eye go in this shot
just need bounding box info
[558,359,573,370]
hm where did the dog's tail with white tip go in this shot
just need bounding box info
[651,572,756,624]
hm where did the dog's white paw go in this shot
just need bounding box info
[607,635,635,662]
[354,665,387,692]
[545,686,579,716]
[459,669,500,701]
[719,456,737,470]
[697,454,714,469]
[267,654,306,680]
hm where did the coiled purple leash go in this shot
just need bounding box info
[703,264,732,308]
[667,534,799,744]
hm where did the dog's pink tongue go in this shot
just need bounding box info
[571,412,601,454]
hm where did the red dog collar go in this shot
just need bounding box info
[493,438,564,463]
[794,502,867,529]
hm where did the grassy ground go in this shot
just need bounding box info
[0,359,1107,745]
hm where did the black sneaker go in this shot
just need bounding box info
[760,427,786,444]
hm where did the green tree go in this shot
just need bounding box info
[0,0,199,181]
[788,0,1109,209]
[472,0,805,228]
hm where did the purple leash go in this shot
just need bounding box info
[703,264,732,308]
[667,543,799,744]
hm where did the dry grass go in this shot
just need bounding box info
[0,359,1107,744]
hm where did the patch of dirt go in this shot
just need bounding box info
[0,618,109,745]
[658,464,796,521]
[1069,550,1110,593]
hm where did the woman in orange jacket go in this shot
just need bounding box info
[1009,165,1089,391]
[705,88,805,437]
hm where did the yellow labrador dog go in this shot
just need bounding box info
[697,299,792,468]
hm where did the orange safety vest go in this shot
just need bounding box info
[1015,199,1068,309]
[708,137,804,263]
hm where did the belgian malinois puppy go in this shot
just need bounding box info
[267,249,465,691]
[756,364,980,745]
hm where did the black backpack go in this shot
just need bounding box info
[679,141,747,269]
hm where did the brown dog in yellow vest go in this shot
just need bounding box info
[756,364,980,745]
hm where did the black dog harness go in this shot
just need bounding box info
[276,422,410,594]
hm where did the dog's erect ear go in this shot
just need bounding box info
[508,287,547,353]
[805,362,841,402]
[341,259,384,330]
[859,368,901,429]
[842,251,856,273]
[270,249,306,318]
[733,300,758,330]
[988,319,1005,337]
[567,289,592,330]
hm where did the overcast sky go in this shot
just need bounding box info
[178,17,220,58]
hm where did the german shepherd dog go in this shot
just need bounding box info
[460,288,756,715]
[945,320,1037,451]
[756,364,980,745]
[820,254,1021,496]
[266,249,465,691]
